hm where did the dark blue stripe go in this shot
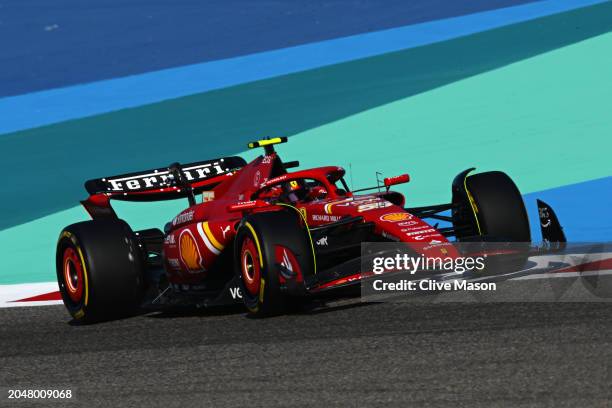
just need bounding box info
[0,0,537,97]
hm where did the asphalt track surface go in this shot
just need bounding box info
[2,300,612,407]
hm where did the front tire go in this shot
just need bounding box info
[453,170,530,242]
[234,210,313,317]
[56,219,144,323]
[452,170,531,279]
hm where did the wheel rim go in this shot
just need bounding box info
[63,247,84,303]
[241,237,260,296]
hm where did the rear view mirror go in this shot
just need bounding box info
[383,174,410,189]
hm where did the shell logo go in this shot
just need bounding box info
[380,212,412,222]
[179,230,203,272]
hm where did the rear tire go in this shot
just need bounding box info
[56,219,144,323]
[234,211,313,317]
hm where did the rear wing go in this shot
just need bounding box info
[84,156,246,199]
[81,156,247,220]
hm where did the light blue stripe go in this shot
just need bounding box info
[0,0,605,135]
[524,177,612,243]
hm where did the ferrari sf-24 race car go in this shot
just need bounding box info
[56,137,565,322]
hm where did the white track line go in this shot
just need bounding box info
[0,282,61,308]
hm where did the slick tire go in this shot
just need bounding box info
[234,210,313,317]
[465,171,531,242]
[56,219,144,323]
[456,171,531,280]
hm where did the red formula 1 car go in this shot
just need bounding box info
[56,137,565,322]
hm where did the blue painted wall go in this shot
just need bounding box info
[0,0,536,96]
